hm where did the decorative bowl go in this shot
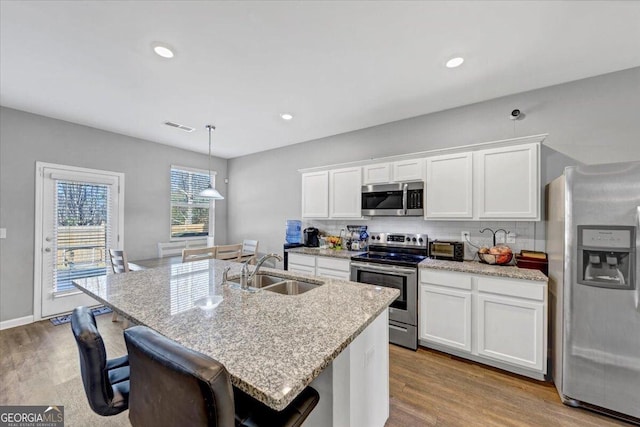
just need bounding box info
[478,251,513,265]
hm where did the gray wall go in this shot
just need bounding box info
[226,67,640,257]
[0,107,228,321]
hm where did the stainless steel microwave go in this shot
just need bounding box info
[361,182,424,216]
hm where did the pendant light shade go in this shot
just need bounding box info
[199,125,224,200]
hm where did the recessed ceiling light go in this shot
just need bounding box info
[152,43,174,59]
[280,113,294,121]
[445,57,464,68]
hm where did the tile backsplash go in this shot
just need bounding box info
[305,218,542,261]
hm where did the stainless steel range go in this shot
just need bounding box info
[350,232,428,350]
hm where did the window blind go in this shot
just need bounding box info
[53,181,111,294]
[170,167,213,239]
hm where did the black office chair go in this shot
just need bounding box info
[70,306,130,416]
[124,326,319,427]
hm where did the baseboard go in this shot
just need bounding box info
[0,315,34,330]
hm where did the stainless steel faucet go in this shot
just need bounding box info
[222,266,232,284]
[239,253,283,290]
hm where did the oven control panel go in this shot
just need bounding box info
[368,232,428,248]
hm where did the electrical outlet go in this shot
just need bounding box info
[507,232,516,244]
[0,228,6,239]
[496,233,506,244]
[461,231,470,242]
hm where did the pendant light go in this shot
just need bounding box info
[198,124,224,199]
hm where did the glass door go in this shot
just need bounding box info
[37,163,123,318]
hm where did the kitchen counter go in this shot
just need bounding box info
[419,258,548,282]
[286,246,365,259]
[73,259,398,413]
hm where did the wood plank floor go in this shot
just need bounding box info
[0,317,632,426]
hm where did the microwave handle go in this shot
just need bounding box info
[402,183,408,215]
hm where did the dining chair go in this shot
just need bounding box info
[182,246,217,263]
[109,249,130,274]
[108,249,129,324]
[215,244,243,262]
[124,325,319,427]
[240,240,259,264]
[70,306,130,417]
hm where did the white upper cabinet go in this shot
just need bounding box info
[475,143,539,220]
[392,159,424,182]
[425,153,473,219]
[301,171,329,218]
[329,167,362,218]
[362,163,391,185]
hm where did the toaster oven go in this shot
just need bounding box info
[429,241,465,262]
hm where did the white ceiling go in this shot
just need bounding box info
[1,1,639,159]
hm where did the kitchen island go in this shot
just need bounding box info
[73,259,398,427]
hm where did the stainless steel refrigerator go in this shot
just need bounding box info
[547,161,640,422]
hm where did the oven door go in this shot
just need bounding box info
[350,261,417,326]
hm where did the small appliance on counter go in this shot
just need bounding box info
[303,227,320,247]
[429,240,464,262]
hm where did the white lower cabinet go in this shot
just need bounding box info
[419,285,471,352]
[288,253,317,275]
[476,294,544,371]
[287,253,351,280]
[419,268,547,379]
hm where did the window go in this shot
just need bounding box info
[170,166,215,239]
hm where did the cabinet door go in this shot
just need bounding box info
[392,159,424,182]
[477,294,544,371]
[301,171,329,218]
[476,143,539,220]
[362,163,391,185]
[419,284,472,352]
[425,153,473,219]
[329,167,362,218]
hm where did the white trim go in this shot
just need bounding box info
[298,133,548,173]
[33,161,125,321]
[171,164,216,176]
[0,315,34,330]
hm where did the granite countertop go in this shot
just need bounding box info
[73,259,398,411]
[286,246,365,259]
[419,258,548,282]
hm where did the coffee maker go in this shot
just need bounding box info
[303,227,320,247]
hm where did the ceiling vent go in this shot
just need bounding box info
[164,121,195,132]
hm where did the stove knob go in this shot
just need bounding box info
[418,238,424,243]
[412,237,417,242]
[376,236,381,240]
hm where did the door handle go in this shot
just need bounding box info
[44,248,52,252]
[45,237,52,242]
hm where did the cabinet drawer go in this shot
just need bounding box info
[316,267,350,280]
[317,256,350,272]
[288,264,316,275]
[288,253,316,267]
[420,269,472,290]
[477,276,546,301]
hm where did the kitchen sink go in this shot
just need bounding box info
[262,280,320,295]
[249,274,286,288]
[226,273,321,294]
